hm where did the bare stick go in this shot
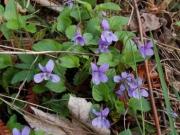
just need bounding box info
[31,0,64,12]
[132,0,162,134]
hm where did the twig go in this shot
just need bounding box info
[12,56,39,105]
[126,1,134,26]
[0,44,57,58]
[0,93,55,112]
[31,0,64,12]
[0,50,98,56]
[132,0,162,134]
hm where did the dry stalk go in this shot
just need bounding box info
[132,0,162,134]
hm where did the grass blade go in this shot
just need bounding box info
[152,34,177,135]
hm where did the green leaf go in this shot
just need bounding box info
[44,94,69,116]
[4,0,17,20]
[33,39,62,51]
[73,60,90,85]
[83,33,93,45]
[18,55,35,64]
[128,98,151,112]
[119,129,132,135]
[57,16,72,32]
[15,63,32,69]
[0,5,4,15]
[0,54,12,69]
[7,115,22,130]
[95,2,121,11]
[76,0,92,13]
[59,55,80,68]
[33,28,46,41]
[70,7,90,21]
[81,0,96,6]
[109,16,129,30]
[86,17,101,34]
[57,8,71,32]
[33,84,47,94]
[11,70,33,84]
[2,68,17,89]
[175,21,180,26]
[73,69,89,85]
[115,100,125,114]
[46,81,66,93]
[92,86,104,101]
[106,68,116,89]
[65,25,76,39]
[6,19,20,29]
[98,52,120,67]
[92,84,110,102]
[0,24,12,39]
[16,15,26,28]
[25,23,37,33]
[115,31,144,69]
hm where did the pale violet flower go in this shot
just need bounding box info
[12,126,30,135]
[92,107,110,129]
[101,30,118,44]
[64,0,74,7]
[73,30,86,46]
[129,88,149,99]
[98,19,118,53]
[98,39,110,53]
[34,59,60,83]
[128,78,148,99]
[101,19,110,30]
[114,72,136,96]
[114,72,149,99]
[138,41,154,58]
[91,63,109,85]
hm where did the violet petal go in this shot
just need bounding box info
[22,126,30,135]
[99,64,109,72]
[12,128,21,135]
[34,73,45,83]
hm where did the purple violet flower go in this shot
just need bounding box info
[98,39,111,53]
[98,19,118,52]
[129,88,149,99]
[138,41,154,58]
[114,72,136,96]
[34,59,60,83]
[101,30,118,44]
[73,31,86,46]
[12,126,30,135]
[168,110,178,118]
[91,63,109,85]
[64,0,74,7]
[101,19,110,31]
[128,78,148,99]
[92,107,110,129]
[114,72,149,99]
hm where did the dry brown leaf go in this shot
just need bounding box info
[25,96,110,135]
[31,107,71,129]
[68,95,111,135]
[172,82,180,91]
[71,119,91,135]
[0,120,11,135]
[129,13,162,32]
[24,114,67,135]
[25,107,92,135]
[68,95,92,122]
